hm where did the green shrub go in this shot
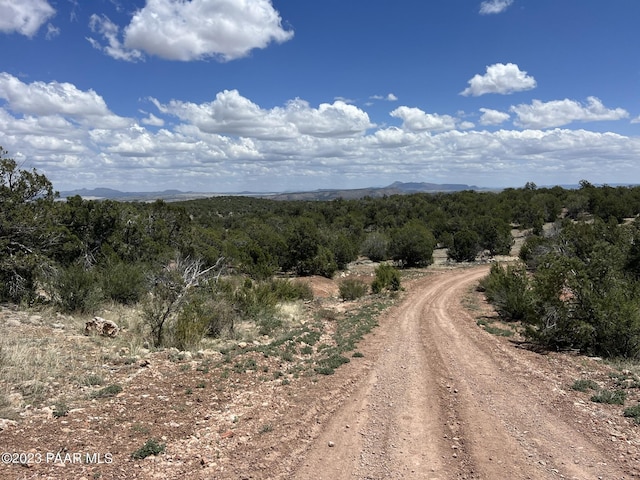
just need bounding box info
[90,384,123,399]
[320,354,350,369]
[300,330,321,346]
[52,264,102,313]
[259,423,274,434]
[389,220,436,268]
[371,264,401,294]
[590,389,626,405]
[314,366,335,375]
[100,259,146,305]
[623,404,640,424]
[172,296,211,351]
[53,400,69,418]
[447,229,480,262]
[480,263,532,321]
[268,279,313,301]
[131,439,165,460]
[571,379,599,392]
[339,279,367,301]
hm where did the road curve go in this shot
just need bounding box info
[294,265,630,480]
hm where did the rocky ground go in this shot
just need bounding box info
[0,255,639,479]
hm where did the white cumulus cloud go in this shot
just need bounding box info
[511,97,629,129]
[371,93,398,102]
[479,108,510,126]
[153,89,374,139]
[0,73,130,128]
[479,0,514,15]
[88,14,144,62]
[89,0,294,62]
[461,63,536,96]
[0,0,55,37]
[141,113,165,127]
[2,74,640,192]
[390,106,457,132]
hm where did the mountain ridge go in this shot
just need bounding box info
[59,181,487,202]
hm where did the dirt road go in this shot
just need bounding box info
[294,266,634,480]
[1,265,637,480]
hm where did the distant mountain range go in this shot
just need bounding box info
[59,181,487,202]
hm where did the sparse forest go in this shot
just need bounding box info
[4,147,640,358]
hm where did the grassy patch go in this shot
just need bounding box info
[477,318,515,337]
[233,358,257,373]
[609,371,640,389]
[315,354,350,375]
[623,404,640,424]
[338,279,367,301]
[590,389,627,405]
[90,384,123,399]
[130,423,150,435]
[571,379,599,392]
[80,374,104,387]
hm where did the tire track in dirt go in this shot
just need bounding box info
[294,266,631,480]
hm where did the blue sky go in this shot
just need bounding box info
[1,0,640,192]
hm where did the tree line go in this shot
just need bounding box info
[4,147,640,356]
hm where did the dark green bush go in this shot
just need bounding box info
[173,295,215,350]
[52,264,102,313]
[371,264,401,294]
[389,220,436,268]
[623,404,640,424]
[480,263,532,321]
[571,379,599,392]
[131,439,165,460]
[447,229,480,262]
[100,259,146,305]
[590,389,626,405]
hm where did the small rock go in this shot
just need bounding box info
[85,317,119,337]
[51,323,65,329]
[0,418,18,430]
[238,342,248,349]
[198,349,222,360]
[328,441,335,447]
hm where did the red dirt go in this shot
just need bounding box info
[1,265,639,479]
